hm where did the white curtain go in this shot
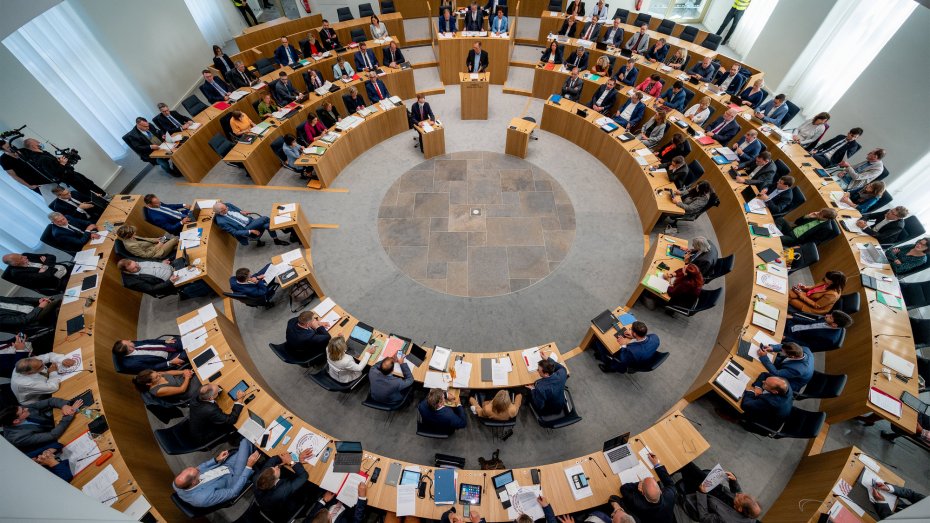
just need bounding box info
[185,0,248,49]
[2,2,152,160]
[888,151,930,229]
[726,0,779,57]
[0,169,52,259]
[776,0,916,119]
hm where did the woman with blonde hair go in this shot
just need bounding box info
[469,390,522,420]
[326,336,371,384]
[116,224,177,260]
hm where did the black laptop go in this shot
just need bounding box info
[592,310,616,334]
[66,315,85,335]
[405,343,428,367]
[347,322,374,357]
[333,441,363,473]
[619,48,632,58]
[595,40,608,52]
[741,186,757,203]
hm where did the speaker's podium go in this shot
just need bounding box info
[459,72,489,120]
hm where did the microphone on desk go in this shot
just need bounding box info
[586,456,607,478]
[673,412,704,428]
[100,487,138,504]
[77,447,116,462]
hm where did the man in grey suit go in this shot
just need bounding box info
[368,354,414,408]
[0,397,82,452]
[735,151,776,188]
[561,67,584,101]
[676,461,762,523]
[624,24,650,54]
[173,438,259,507]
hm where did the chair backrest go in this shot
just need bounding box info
[687,159,704,180]
[337,6,353,21]
[223,291,267,308]
[219,112,235,140]
[782,100,802,126]
[772,159,790,178]
[777,407,826,439]
[269,342,301,364]
[208,133,234,158]
[701,33,721,50]
[656,20,674,35]
[416,409,452,439]
[682,87,695,108]
[380,1,396,14]
[351,28,367,43]
[911,318,930,348]
[872,191,893,211]
[693,287,723,313]
[359,3,375,17]
[39,224,77,255]
[181,95,208,117]
[799,371,847,399]
[614,9,630,23]
[629,351,669,373]
[550,0,564,13]
[876,166,890,182]
[897,216,925,245]
[254,57,277,75]
[634,13,652,26]
[791,241,820,272]
[269,136,287,163]
[712,254,734,280]
[679,26,698,42]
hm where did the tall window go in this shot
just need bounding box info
[0,176,51,258]
[889,151,930,228]
[3,1,152,159]
[725,0,778,57]
[184,0,247,49]
[776,0,916,118]
[648,0,712,22]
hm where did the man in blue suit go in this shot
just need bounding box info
[285,312,331,361]
[601,18,624,47]
[658,81,686,112]
[564,47,589,71]
[713,64,744,96]
[753,94,789,126]
[365,72,391,102]
[588,78,618,114]
[213,201,288,246]
[811,128,863,168]
[703,108,741,145]
[173,438,259,508]
[438,9,457,33]
[47,212,98,252]
[112,337,187,374]
[757,175,795,215]
[740,374,792,428]
[644,38,669,63]
[199,70,231,104]
[418,389,467,434]
[612,91,645,129]
[410,94,435,124]
[354,42,379,72]
[368,354,414,408]
[274,37,301,67]
[614,58,638,86]
[758,342,814,391]
[782,311,852,350]
[731,130,762,163]
[231,266,278,302]
[143,194,190,235]
[595,321,660,373]
[529,352,567,415]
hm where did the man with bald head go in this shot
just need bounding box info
[212,201,288,246]
[173,438,259,507]
[1,252,69,294]
[619,451,676,522]
[11,353,74,405]
[189,384,245,446]
[677,462,762,522]
[20,137,107,197]
[740,373,793,428]
[703,108,741,146]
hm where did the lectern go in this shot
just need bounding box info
[459,72,489,120]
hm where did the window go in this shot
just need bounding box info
[648,0,711,23]
[184,0,247,49]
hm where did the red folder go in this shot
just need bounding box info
[212,101,231,110]
[697,136,715,145]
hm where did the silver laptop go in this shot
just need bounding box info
[602,433,638,474]
[863,244,889,265]
[706,84,724,95]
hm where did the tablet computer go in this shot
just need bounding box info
[459,483,482,505]
[400,469,421,486]
[228,380,248,400]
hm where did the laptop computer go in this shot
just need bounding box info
[729,95,743,106]
[333,441,363,473]
[347,322,374,357]
[603,433,638,474]
[405,343,428,367]
[863,244,889,265]
[594,40,608,52]
[706,84,724,95]
[66,315,85,335]
[592,310,616,334]
[619,48,632,58]
[741,186,757,203]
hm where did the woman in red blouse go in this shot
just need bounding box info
[302,115,327,143]
[636,74,664,98]
[665,263,704,308]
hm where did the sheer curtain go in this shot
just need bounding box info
[726,0,779,57]
[776,0,916,118]
[185,0,248,49]
[2,2,152,160]
[0,172,52,259]
[888,151,930,228]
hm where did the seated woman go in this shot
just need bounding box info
[656,133,689,164]
[327,336,371,384]
[736,78,765,108]
[665,263,704,308]
[132,368,199,405]
[671,180,714,218]
[281,134,308,177]
[540,41,562,65]
[788,270,846,314]
[840,181,885,213]
[684,96,712,126]
[638,109,668,148]
[886,238,928,275]
[302,33,322,57]
[302,115,328,144]
[664,48,688,70]
[333,56,355,80]
[115,225,177,260]
[229,110,254,137]
[591,55,612,76]
[370,15,389,39]
[469,390,522,420]
[636,74,664,97]
[256,93,279,118]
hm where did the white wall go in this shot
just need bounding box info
[700,0,732,32]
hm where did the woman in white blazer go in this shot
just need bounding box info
[327,336,369,384]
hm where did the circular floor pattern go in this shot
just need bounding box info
[377,152,576,297]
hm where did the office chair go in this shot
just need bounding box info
[700,33,722,51]
[350,28,367,44]
[682,87,696,109]
[788,242,819,275]
[154,419,234,455]
[704,254,734,284]
[625,351,670,374]
[171,484,253,518]
[416,409,453,439]
[337,6,353,21]
[362,387,413,412]
[796,371,847,401]
[112,239,160,263]
[224,291,275,309]
[38,225,78,256]
[358,3,375,17]
[380,1,396,14]
[1,264,69,296]
[268,342,323,369]
[892,216,925,246]
[613,8,630,23]
[741,407,826,439]
[522,116,539,140]
[679,26,699,42]
[656,19,675,35]
[782,101,802,127]
[308,368,368,392]
[253,57,277,76]
[771,186,805,219]
[634,13,652,27]
[871,191,893,211]
[665,287,723,317]
[219,112,236,141]
[901,281,930,311]
[550,0,565,13]
[181,95,209,117]
[529,388,581,429]
[876,166,890,182]
[896,257,930,280]
[244,495,311,523]
[667,191,720,230]
[685,158,703,181]
[112,334,181,375]
[473,391,518,439]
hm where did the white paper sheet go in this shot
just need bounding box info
[287,427,328,466]
[89,230,109,245]
[424,371,451,390]
[82,464,119,506]
[396,484,417,516]
[195,355,224,381]
[312,297,336,316]
[861,468,898,509]
[337,473,367,507]
[197,304,218,324]
[238,418,265,445]
[273,214,293,225]
[280,203,297,213]
[63,285,82,304]
[61,432,99,475]
[281,248,303,264]
[563,464,593,500]
[511,487,545,520]
[491,361,509,386]
[619,462,652,484]
[701,464,727,492]
[123,495,152,519]
[181,327,208,352]
[452,360,472,388]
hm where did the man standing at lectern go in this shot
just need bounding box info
[466,42,488,73]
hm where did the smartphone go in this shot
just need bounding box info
[371,467,382,483]
[463,504,471,518]
[321,447,333,463]
[531,469,540,485]
[417,481,427,498]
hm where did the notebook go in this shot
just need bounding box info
[434,469,456,504]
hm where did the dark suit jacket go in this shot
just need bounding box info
[690,244,719,279]
[704,117,740,145]
[0,296,48,333]
[601,25,624,46]
[383,46,406,65]
[4,253,66,292]
[343,93,369,113]
[645,43,669,63]
[615,64,639,86]
[49,216,94,252]
[589,85,618,112]
[354,49,379,71]
[466,50,489,72]
[124,125,165,163]
[783,316,844,348]
[285,317,331,360]
[765,188,794,214]
[741,372,793,427]
[368,363,414,406]
[438,16,457,33]
[254,456,312,520]
[303,69,326,91]
[122,270,178,297]
[272,79,300,104]
[713,71,745,95]
[114,338,185,374]
[50,192,99,222]
[464,9,484,31]
[558,19,578,38]
[620,464,677,523]
[213,54,236,78]
[733,137,762,163]
[190,399,243,445]
[561,75,583,100]
[317,106,341,128]
[227,68,258,89]
[2,398,74,452]
[530,359,567,415]
[274,44,301,66]
[564,50,589,71]
[365,79,391,102]
[417,400,467,432]
[738,161,776,188]
[410,102,435,122]
[812,135,860,166]
[541,46,563,64]
[153,111,193,134]
[200,78,232,103]
[785,217,834,245]
[144,203,189,235]
[861,211,904,244]
[566,1,585,16]
[320,27,340,50]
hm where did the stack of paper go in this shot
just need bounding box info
[452,360,472,388]
[286,427,329,465]
[173,266,202,285]
[424,371,452,390]
[492,357,511,386]
[273,214,293,225]
[755,271,787,294]
[522,346,558,371]
[62,432,100,475]
[563,464,593,500]
[312,297,336,317]
[229,90,249,101]
[82,464,119,506]
[643,274,670,294]
[89,230,109,245]
[195,349,224,380]
[746,198,767,214]
[714,361,750,400]
[619,462,652,485]
[429,346,452,371]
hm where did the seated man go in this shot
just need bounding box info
[688,56,716,83]
[0,397,82,452]
[28,443,73,482]
[199,69,231,104]
[418,388,468,434]
[595,321,659,373]
[564,47,589,72]
[173,438,259,508]
[115,225,177,260]
[124,117,178,175]
[528,351,567,416]
[713,63,744,96]
[307,483,368,523]
[1,252,69,294]
[153,102,193,134]
[755,175,795,215]
[589,78,618,115]
[11,353,74,405]
[578,14,602,42]
[676,461,762,522]
[319,19,341,51]
[272,71,306,104]
[47,211,99,252]
[644,37,669,63]
[703,108,740,146]
[624,24,650,54]
[274,37,301,67]
[740,373,792,428]
[657,81,686,112]
[213,201,289,246]
[368,354,414,408]
[735,152,775,188]
[231,266,278,303]
[836,148,885,191]
[754,93,789,126]
[49,186,102,222]
[285,311,332,361]
[612,91,645,129]
[561,67,583,101]
[774,208,838,247]
[190,384,244,446]
[871,481,926,518]
[856,206,907,245]
[782,310,852,349]
[811,127,862,168]
[254,449,317,521]
[143,194,191,235]
[601,17,624,47]
[0,295,61,334]
[365,72,391,102]
[620,452,676,523]
[117,258,210,299]
[354,42,380,72]
[228,61,259,89]
[112,337,187,374]
[757,342,814,391]
[614,58,639,86]
[656,155,689,190]
[731,130,761,163]
[464,2,484,31]
[438,9,457,33]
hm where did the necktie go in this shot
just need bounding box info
[584,24,592,40]
[211,81,227,96]
[68,225,82,234]
[632,34,642,50]
[418,104,424,119]
[364,52,372,69]
[286,46,294,64]
[144,131,159,145]
[168,114,182,128]
[712,119,727,134]
[312,73,321,88]
[373,81,383,99]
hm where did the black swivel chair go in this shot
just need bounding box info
[686,159,704,182]
[634,13,652,26]
[668,191,720,228]
[171,484,253,518]
[308,368,368,392]
[679,26,699,42]
[700,33,722,50]
[358,3,375,17]
[625,351,670,374]
[154,419,233,455]
[900,281,930,310]
[182,95,209,117]
[224,291,274,309]
[796,371,847,400]
[741,407,826,439]
[831,292,861,315]
[875,166,890,182]
[665,287,723,317]
[253,57,277,76]
[656,19,675,35]
[1,264,69,295]
[704,254,734,284]
[550,0,565,13]
[268,342,323,369]
[337,6,354,21]
[39,225,78,256]
[682,87,696,110]
[380,1,396,14]
[613,9,630,23]
[871,191,893,211]
[892,216,925,246]
[911,318,930,349]
[529,388,581,429]
[362,387,413,412]
[772,186,805,219]
[788,242,819,275]
[782,101,802,127]
[208,133,235,158]
[219,112,236,141]
[350,28,367,44]
[773,158,791,179]
[806,329,845,353]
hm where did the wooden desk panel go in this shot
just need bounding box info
[437,32,512,84]
[234,14,323,51]
[505,117,535,158]
[416,122,446,159]
[333,13,407,46]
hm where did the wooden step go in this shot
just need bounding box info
[417,86,446,97]
[405,38,433,47]
[509,60,538,69]
[412,60,438,70]
[515,37,540,46]
[502,85,532,96]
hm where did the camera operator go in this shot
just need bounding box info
[20,138,107,198]
[0,139,50,194]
